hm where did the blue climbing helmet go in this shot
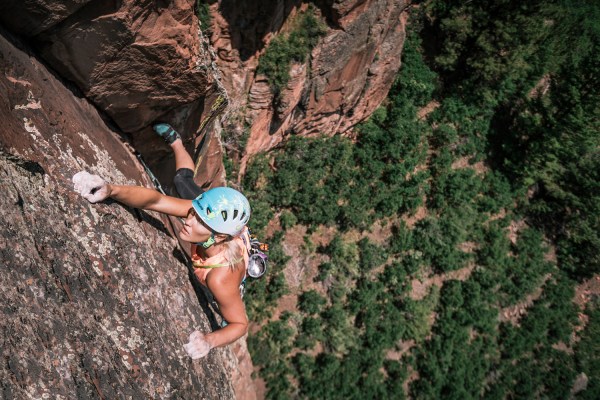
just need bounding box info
[192,187,251,236]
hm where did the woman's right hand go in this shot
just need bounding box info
[73,171,111,203]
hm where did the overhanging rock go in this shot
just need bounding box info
[0,0,215,134]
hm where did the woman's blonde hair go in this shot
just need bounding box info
[223,236,245,269]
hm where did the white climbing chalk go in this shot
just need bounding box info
[72,171,110,203]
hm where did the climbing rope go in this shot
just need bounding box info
[135,152,167,195]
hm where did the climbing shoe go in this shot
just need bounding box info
[153,123,181,145]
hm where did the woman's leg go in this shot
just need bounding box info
[154,123,195,171]
[154,123,203,200]
[170,139,195,171]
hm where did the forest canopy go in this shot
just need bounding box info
[241,0,600,398]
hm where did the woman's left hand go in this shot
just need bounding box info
[183,330,213,359]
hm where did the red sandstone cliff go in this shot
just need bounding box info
[207,0,408,172]
[0,1,251,397]
[0,1,409,398]
[1,0,213,133]
[0,0,228,190]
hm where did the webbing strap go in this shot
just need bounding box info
[193,256,244,269]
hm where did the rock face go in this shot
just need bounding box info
[0,0,409,397]
[0,0,215,134]
[0,0,94,37]
[0,0,230,199]
[209,0,408,162]
[0,29,237,399]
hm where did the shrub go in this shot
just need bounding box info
[257,7,326,97]
[196,1,211,34]
[279,210,298,230]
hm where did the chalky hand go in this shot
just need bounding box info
[72,171,110,203]
[183,330,213,359]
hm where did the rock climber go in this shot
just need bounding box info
[72,123,251,360]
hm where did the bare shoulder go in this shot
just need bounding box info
[206,266,245,312]
[207,262,245,289]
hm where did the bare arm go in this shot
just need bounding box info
[73,172,192,217]
[108,184,192,218]
[204,265,249,348]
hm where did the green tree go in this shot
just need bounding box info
[574,298,600,399]
[298,290,326,315]
[258,7,326,97]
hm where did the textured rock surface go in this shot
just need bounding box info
[209,0,298,92]
[0,0,215,134]
[0,0,231,210]
[224,338,259,400]
[0,30,237,399]
[294,0,408,134]
[210,0,408,162]
[0,0,93,37]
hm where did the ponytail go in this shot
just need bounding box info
[223,237,244,269]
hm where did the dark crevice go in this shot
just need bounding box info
[216,0,302,61]
[1,149,46,177]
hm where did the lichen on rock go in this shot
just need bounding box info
[0,28,235,399]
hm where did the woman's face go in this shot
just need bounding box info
[180,208,213,243]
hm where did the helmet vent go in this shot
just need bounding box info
[193,187,250,235]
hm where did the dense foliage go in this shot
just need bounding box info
[241,1,600,398]
[257,7,326,98]
[195,1,211,34]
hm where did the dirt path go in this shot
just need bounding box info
[417,100,440,120]
[571,274,600,341]
[498,273,552,325]
[410,264,475,301]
